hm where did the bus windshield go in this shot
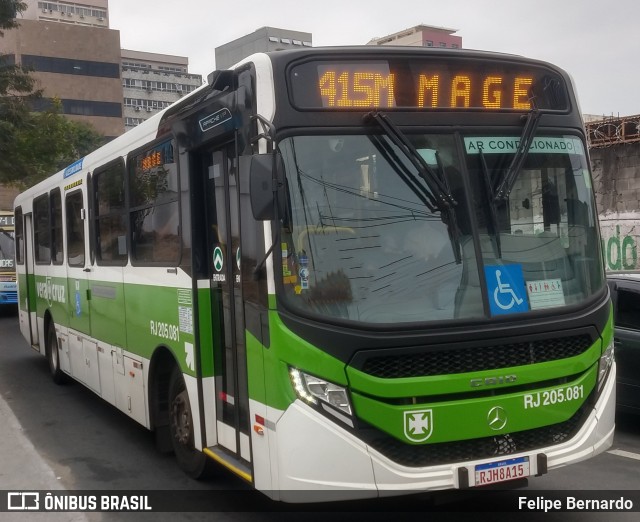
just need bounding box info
[277,132,603,324]
[0,228,15,270]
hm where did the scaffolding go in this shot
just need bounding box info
[586,114,640,148]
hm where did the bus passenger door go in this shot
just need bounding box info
[204,143,251,465]
[64,188,92,382]
[22,213,39,346]
[65,189,91,337]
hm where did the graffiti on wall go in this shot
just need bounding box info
[600,222,638,271]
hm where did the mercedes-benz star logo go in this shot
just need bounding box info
[487,406,508,431]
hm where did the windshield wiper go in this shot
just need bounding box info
[364,111,461,264]
[478,148,502,258]
[494,106,542,201]
[367,134,440,213]
[364,111,457,210]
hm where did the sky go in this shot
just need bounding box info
[108,0,638,118]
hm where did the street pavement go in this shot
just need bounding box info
[0,392,88,521]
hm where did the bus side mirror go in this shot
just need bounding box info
[245,153,285,221]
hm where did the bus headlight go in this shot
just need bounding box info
[597,339,615,392]
[289,368,354,426]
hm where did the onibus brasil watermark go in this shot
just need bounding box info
[6,492,151,512]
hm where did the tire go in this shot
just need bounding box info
[46,322,67,385]
[168,366,214,479]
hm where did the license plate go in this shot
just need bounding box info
[474,456,530,486]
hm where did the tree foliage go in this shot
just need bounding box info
[0,1,26,35]
[0,0,106,189]
[8,100,106,188]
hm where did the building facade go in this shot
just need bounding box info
[368,24,462,49]
[22,0,109,28]
[121,49,202,131]
[3,0,123,137]
[0,186,20,212]
[3,1,203,136]
[215,26,312,69]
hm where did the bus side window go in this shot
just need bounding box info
[128,139,180,265]
[51,188,64,265]
[66,191,85,267]
[93,160,128,265]
[33,194,51,264]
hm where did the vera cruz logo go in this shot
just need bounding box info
[403,409,433,443]
[36,276,66,306]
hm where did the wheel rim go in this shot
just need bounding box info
[171,390,192,446]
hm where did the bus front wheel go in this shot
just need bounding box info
[168,366,213,479]
[46,322,67,385]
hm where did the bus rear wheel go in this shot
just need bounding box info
[168,366,213,479]
[46,321,67,385]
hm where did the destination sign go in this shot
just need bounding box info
[141,150,163,171]
[290,58,568,111]
[129,139,177,208]
[132,140,174,174]
[0,216,15,227]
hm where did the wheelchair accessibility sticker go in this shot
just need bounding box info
[485,264,529,316]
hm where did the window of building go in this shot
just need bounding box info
[33,194,50,264]
[93,161,128,265]
[123,61,151,69]
[38,2,58,12]
[63,99,122,118]
[158,65,186,73]
[66,191,85,267]
[21,55,119,79]
[123,78,197,94]
[50,189,63,265]
[128,139,181,265]
[439,42,447,48]
[425,40,433,47]
[451,43,459,49]
[125,117,145,127]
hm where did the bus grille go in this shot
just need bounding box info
[0,291,17,304]
[361,334,592,378]
[364,401,589,468]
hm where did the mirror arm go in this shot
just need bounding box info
[251,114,276,145]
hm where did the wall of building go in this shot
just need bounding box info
[422,29,461,48]
[368,25,462,48]
[2,19,124,137]
[0,186,20,211]
[215,27,312,69]
[591,142,640,271]
[121,49,202,131]
[23,0,109,28]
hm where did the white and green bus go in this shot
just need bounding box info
[14,47,615,501]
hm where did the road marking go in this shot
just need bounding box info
[607,449,640,461]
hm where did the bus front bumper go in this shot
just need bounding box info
[271,364,616,503]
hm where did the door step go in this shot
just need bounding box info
[203,446,252,483]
